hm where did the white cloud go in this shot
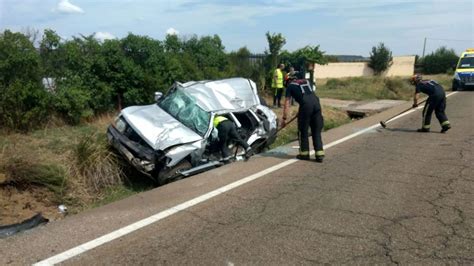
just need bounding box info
[94,32,116,41]
[55,0,84,14]
[166,27,179,35]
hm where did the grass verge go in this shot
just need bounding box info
[269,105,351,149]
[316,74,452,100]
[0,113,154,219]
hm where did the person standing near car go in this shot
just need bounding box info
[213,115,253,162]
[284,66,297,106]
[411,74,451,133]
[272,63,285,108]
[281,72,324,162]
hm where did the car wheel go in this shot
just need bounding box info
[251,139,268,154]
[157,159,192,186]
[452,80,459,91]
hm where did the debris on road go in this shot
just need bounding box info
[0,213,48,238]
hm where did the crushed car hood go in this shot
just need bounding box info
[122,104,203,151]
[181,78,260,112]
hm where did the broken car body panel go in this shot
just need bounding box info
[182,78,260,112]
[121,104,203,151]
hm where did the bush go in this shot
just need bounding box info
[325,78,350,90]
[0,81,50,132]
[0,30,41,87]
[71,133,124,192]
[368,43,393,75]
[0,30,50,131]
[52,82,94,125]
[422,47,459,74]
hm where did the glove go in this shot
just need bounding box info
[412,103,418,108]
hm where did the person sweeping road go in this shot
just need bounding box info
[411,74,451,133]
[281,72,324,162]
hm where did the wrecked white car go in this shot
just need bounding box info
[107,78,277,185]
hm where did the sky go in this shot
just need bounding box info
[1,0,473,56]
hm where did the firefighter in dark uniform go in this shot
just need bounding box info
[411,74,451,133]
[213,115,253,162]
[281,72,324,162]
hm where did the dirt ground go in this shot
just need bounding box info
[0,185,64,226]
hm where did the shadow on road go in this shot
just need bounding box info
[384,128,419,133]
[384,128,446,134]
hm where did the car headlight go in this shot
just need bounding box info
[115,117,127,133]
[453,72,460,81]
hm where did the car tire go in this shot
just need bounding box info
[452,80,459,91]
[251,139,268,154]
[157,159,192,186]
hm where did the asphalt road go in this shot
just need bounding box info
[2,92,473,265]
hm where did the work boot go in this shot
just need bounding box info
[441,124,451,133]
[315,155,324,163]
[221,156,232,164]
[417,128,430,133]
[244,147,254,160]
[296,154,310,160]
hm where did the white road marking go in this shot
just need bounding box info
[34,92,458,265]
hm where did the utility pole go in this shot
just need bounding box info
[422,37,427,58]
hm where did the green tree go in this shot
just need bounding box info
[368,42,393,75]
[421,46,459,74]
[0,30,41,86]
[287,45,328,69]
[0,30,50,131]
[39,29,63,79]
[52,77,93,125]
[228,47,253,78]
[164,34,182,54]
[182,35,227,79]
[265,32,286,69]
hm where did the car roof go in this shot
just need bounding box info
[179,77,260,113]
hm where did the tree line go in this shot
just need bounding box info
[0,29,328,132]
[0,28,459,132]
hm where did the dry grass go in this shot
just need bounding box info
[0,113,122,209]
[266,100,351,148]
[316,74,452,101]
[70,133,124,193]
[1,156,67,198]
[88,112,117,131]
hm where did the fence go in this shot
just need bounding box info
[248,53,266,66]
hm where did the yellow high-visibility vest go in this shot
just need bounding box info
[272,69,284,88]
[213,116,228,128]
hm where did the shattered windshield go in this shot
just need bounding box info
[158,88,210,136]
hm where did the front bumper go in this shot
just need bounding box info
[107,126,157,175]
[453,79,474,90]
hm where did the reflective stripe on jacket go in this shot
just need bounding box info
[213,116,228,128]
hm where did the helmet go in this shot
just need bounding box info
[411,74,422,85]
